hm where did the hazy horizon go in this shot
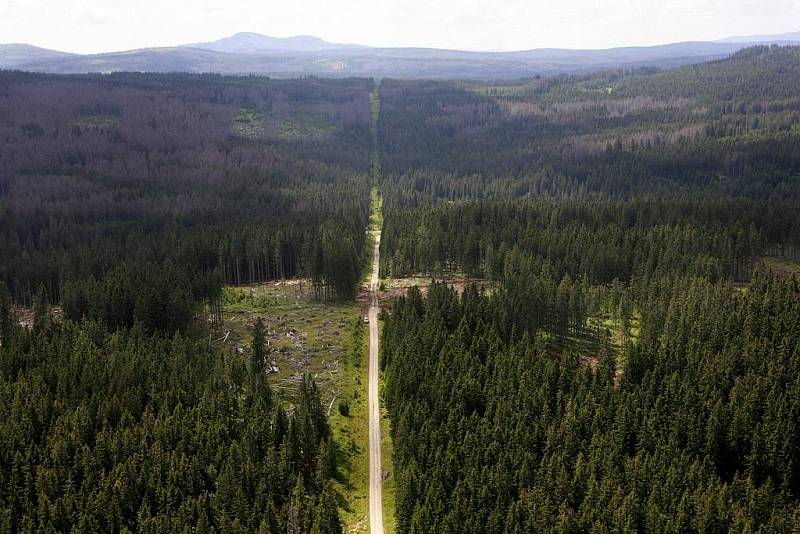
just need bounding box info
[2,0,799,55]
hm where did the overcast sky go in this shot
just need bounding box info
[2,0,799,54]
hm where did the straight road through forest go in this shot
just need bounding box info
[368,229,384,534]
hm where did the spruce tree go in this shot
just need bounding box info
[252,318,266,375]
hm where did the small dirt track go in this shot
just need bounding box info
[368,230,384,534]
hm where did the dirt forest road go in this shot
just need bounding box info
[368,229,384,534]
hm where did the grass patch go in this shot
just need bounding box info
[233,107,264,139]
[73,115,118,129]
[216,280,370,530]
[332,319,371,533]
[760,256,800,277]
[589,312,640,379]
[370,188,383,232]
[234,105,336,140]
[378,318,396,533]
[538,312,640,384]
[221,281,357,402]
[269,104,335,140]
[360,188,383,286]
[385,276,431,289]
[595,314,640,348]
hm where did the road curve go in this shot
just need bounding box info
[368,230,384,534]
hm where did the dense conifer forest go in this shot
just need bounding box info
[0,300,340,531]
[378,46,800,531]
[0,72,372,321]
[0,72,370,531]
[2,45,800,532]
[383,276,800,531]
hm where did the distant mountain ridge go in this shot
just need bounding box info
[2,31,799,79]
[187,32,367,53]
[0,44,75,68]
[716,31,800,43]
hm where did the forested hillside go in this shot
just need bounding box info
[378,46,800,531]
[0,72,372,326]
[2,45,800,532]
[383,277,800,531]
[378,46,800,279]
[0,72,374,532]
[0,297,341,531]
[379,45,800,206]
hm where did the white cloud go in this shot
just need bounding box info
[1,0,798,53]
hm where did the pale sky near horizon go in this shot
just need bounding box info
[1,0,798,54]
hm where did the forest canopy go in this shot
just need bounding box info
[0,72,373,328]
[377,46,800,532]
[0,72,372,532]
[2,45,800,532]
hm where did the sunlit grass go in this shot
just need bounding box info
[216,281,370,530]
